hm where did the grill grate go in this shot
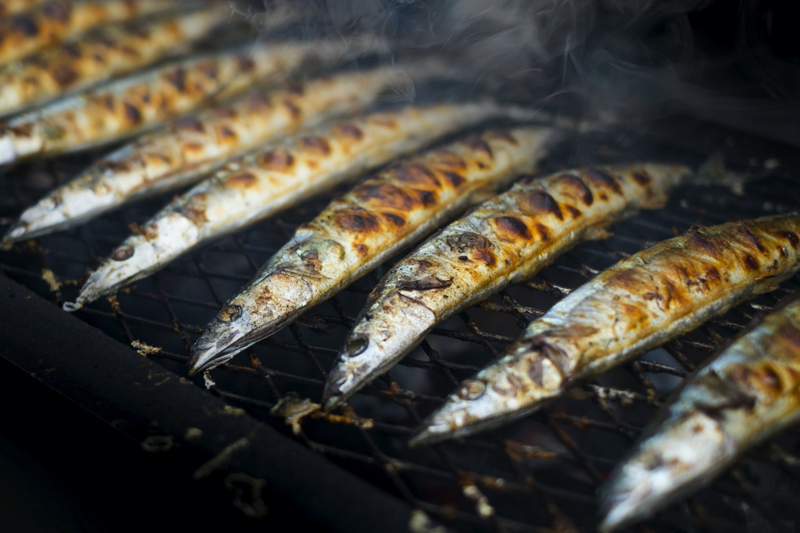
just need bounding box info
[2,123,800,533]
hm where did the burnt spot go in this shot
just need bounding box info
[62,43,81,58]
[565,205,582,218]
[335,210,381,234]
[494,216,531,240]
[337,123,363,139]
[356,183,418,211]
[257,149,294,171]
[299,136,331,156]
[558,175,593,206]
[382,212,405,228]
[174,117,205,133]
[443,171,465,188]
[42,1,69,22]
[283,99,301,119]
[397,276,453,292]
[533,223,550,242]
[735,225,767,254]
[631,171,652,186]
[524,190,563,220]
[51,64,78,88]
[216,126,237,141]
[225,172,257,188]
[353,243,368,256]
[237,55,255,72]
[742,253,759,271]
[165,68,187,92]
[462,134,493,158]
[689,230,722,259]
[419,190,436,207]
[487,130,517,144]
[99,94,114,111]
[777,230,799,249]
[124,103,142,124]
[391,163,441,188]
[704,265,722,283]
[583,168,622,195]
[411,259,435,270]
[527,336,569,376]
[761,365,783,392]
[106,160,131,173]
[446,232,496,267]
[12,16,38,36]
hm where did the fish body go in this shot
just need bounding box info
[0,0,177,65]
[600,291,800,531]
[411,212,800,445]
[65,101,539,312]
[324,164,690,410]
[0,7,228,116]
[188,126,558,375]
[4,62,443,246]
[0,36,383,165]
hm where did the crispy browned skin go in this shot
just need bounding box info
[0,0,177,65]
[0,7,225,115]
[411,212,800,445]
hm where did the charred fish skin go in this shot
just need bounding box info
[3,63,443,247]
[0,6,229,116]
[411,212,800,446]
[325,164,690,411]
[0,36,384,165]
[64,101,539,312]
[0,0,178,66]
[600,292,800,532]
[188,126,557,375]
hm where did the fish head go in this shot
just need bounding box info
[322,289,438,411]
[187,266,318,375]
[599,410,734,532]
[409,357,550,446]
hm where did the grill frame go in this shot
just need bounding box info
[2,110,800,533]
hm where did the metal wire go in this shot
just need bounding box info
[2,133,800,533]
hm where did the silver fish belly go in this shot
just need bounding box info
[324,164,690,411]
[3,62,444,247]
[600,290,800,532]
[188,126,558,375]
[64,102,540,312]
[411,212,800,445]
[0,37,382,165]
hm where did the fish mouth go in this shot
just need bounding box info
[187,331,258,376]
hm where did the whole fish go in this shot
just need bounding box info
[3,62,445,247]
[0,36,384,165]
[324,164,691,411]
[0,0,177,65]
[410,212,800,445]
[599,289,800,531]
[0,7,229,116]
[64,101,541,312]
[188,126,559,375]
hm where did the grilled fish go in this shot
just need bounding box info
[0,0,177,66]
[410,212,800,445]
[0,6,228,116]
[64,101,541,312]
[600,290,800,532]
[324,164,691,410]
[188,126,558,375]
[3,62,445,246]
[0,36,384,165]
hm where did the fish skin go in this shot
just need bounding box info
[410,212,800,446]
[0,0,178,66]
[188,126,558,375]
[3,62,444,247]
[325,164,690,411]
[0,6,229,116]
[599,291,800,532]
[0,36,385,165]
[64,101,540,312]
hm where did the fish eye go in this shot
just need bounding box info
[457,379,487,401]
[111,244,134,261]
[345,335,369,357]
[219,304,243,322]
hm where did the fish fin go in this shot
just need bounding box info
[584,226,614,241]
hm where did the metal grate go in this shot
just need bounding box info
[2,122,800,533]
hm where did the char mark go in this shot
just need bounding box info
[495,216,532,240]
[397,275,453,291]
[525,190,563,220]
[335,210,381,234]
[631,171,652,186]
[299,135,331,156]
[462,134,493,157]
[558,175,593,206]
[583,168,623,195]
[257,149,294,171]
